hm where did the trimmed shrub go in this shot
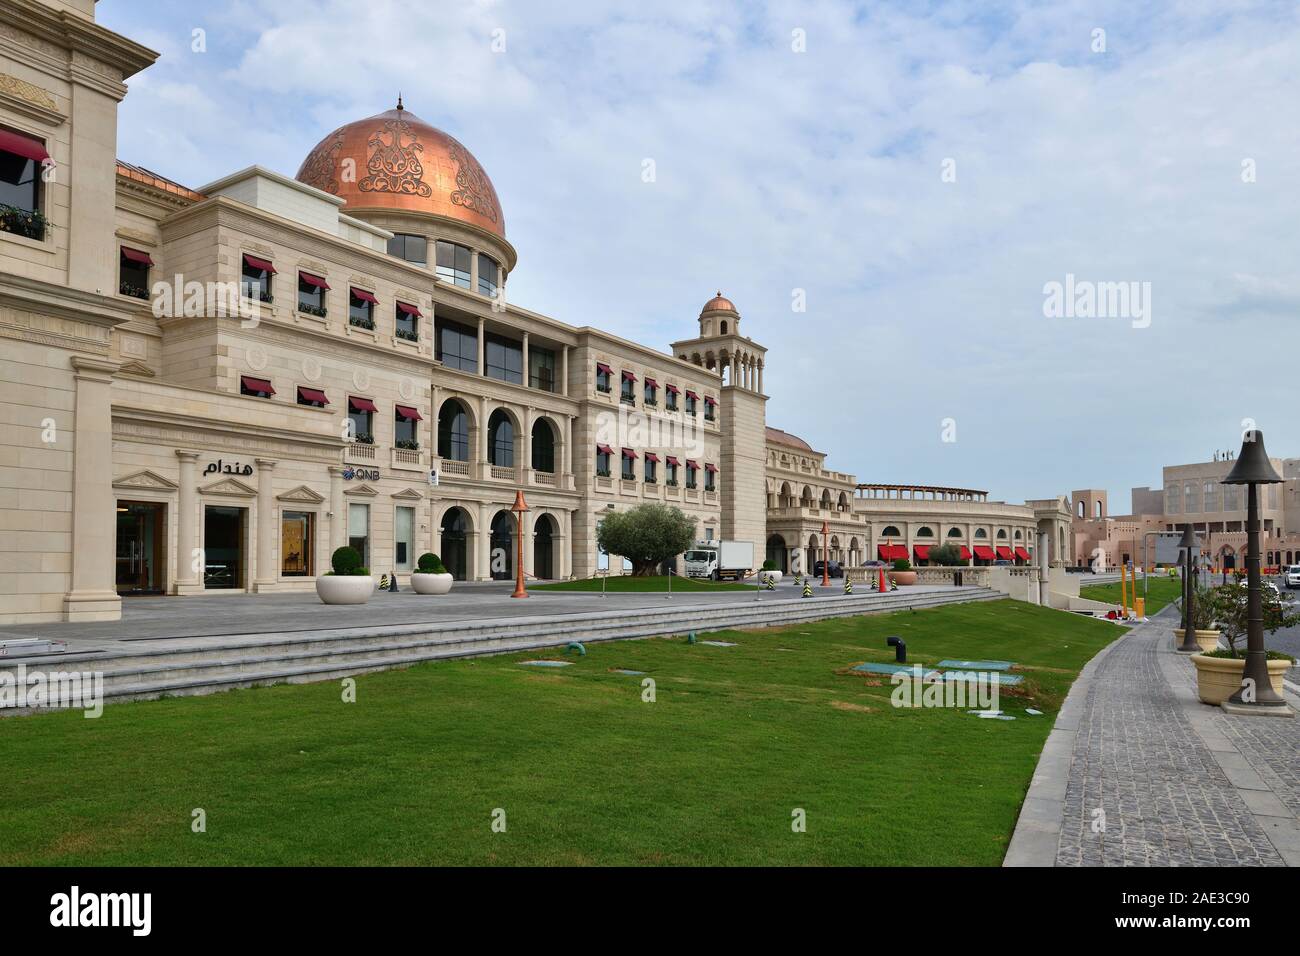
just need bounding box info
[330,546,364,576]
[417,552,446,573]
[892,558,912,572]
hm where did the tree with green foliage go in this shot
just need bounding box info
[1206,581,1300,656]
[926,544,963,566]
[596,503,697,576]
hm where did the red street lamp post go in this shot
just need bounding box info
[821,520,830,588]
[511,489,529,599]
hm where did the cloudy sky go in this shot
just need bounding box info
[99,0,1300,510]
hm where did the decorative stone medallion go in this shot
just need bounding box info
[302,356,321,382]
[246,345,268,371]
[353,369,371,392]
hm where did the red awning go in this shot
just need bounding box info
[595,444,613,455]
[665,455,680,466]
[685,459,699,469]
[704,463,718,473]
[348,396,377,413]
[350,287,378,304]
[395,404,422,421]
[1014,546,1031,561]
[240,375,274,396]
[914,544,931,560]
[621,370,636,382]
[958,545,972,560]
[596,362,612,375]
[685,390,700,400]
[878,544,907,561]
[0,128,48,163]
[621,447,637,459]
[644,377,658,388]
[120,247,154,266]
[299,271,330,290]
[397,301,422,317]
[242,253,276,274]
[297,386,328,405]
[973,545,996,560]
[704,395,717,405]
[996,546,1014,560]
[644,452,660,462]
[665,384,680,394]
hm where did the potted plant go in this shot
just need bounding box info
[1173,582,1222,652]
[411,552,453,595]
[889,558,917,586]
[758,559,782,585]
[1191,582,1297,705]
[315,546,374,604]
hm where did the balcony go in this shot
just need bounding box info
[438,458,471,478]
[345,442,378,465]
[530,470,557,487]
[391,446,425,473]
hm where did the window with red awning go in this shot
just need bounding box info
[914,544,931,560]
[704,463,718,473]
[973,545,996,560]
[348,396,378,413]
[596,362,612,375]
[298,271,330,290]
[395,404,422,421]
[397,301,422,317]
[621,447,637,459]
[621,370,636,382]
[120,247,154,266]
[995,546,1014,560]
[242,253,276,274]
[665,456,680,466]
[958,545,972,560]
[0,128,49,163]
[644,452,660,462]
[665,384,680,394]
[296,386,328,406]
[240,375,275,397]
[596,444,613,455]
[1014,546,1031,561]
[350,287,378,304]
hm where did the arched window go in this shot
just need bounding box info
[974,528,988,539]
[1077,500,1085,518]
[437,400,469,461]
[916,526,934,538]
[720,320,728,334]
[1014,530,1023,539]
[882,525,901,537]
[488,409,514,467]
[1094,500,1103,518]
[996,529,1007,539]
[531,418,556,473]
[947,528,963,538]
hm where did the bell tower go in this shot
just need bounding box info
[671,293,768,555]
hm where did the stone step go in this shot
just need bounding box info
[1,588,1001,712]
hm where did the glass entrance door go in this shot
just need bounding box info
[116,501,166,594]
[204,505,246,590]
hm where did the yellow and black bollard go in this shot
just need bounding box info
[844,578,853,595]
[765,577,776,591]
[802,580,813,598]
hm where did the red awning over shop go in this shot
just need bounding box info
[0,128,49,163]
[644,452,660,462]
[242,253,276,274]
[621,447,637,459]
[665,456,680,466]
[995,546,1014,560]
[958,545,972,560]
[395,404,422,421]
[296,386,328,405]
[973,545,996,560]
[914,544,931,560]
[878,544,908,561]
[348,396,378,413]
[595,444,613,455]
[397,301,422,317]
[1014,546,1031,561]
[120,247,154,266]
[299,271,330,290]
[240,375,274,395]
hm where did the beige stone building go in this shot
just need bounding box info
[0,0,763,624]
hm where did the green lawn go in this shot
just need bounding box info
[0,600,1118,866]
[1081,573,1182,613]
[533,574,754,592]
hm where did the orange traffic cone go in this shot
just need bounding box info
[877,568,888,593]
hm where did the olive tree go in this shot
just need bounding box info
[597,503,697,576]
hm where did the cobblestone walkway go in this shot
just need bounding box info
[1053,618,1296,866]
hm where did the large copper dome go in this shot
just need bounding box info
[295,102,505,239]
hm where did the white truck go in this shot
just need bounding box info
[683,540,754,581]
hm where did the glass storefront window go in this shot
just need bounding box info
[281,511,314,576]
[348,503,370,568]
[395,506,414,571]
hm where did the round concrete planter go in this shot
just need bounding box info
[315,574,374,605]
[411,572,453,595]
[1193,629,1221,653]
[1191,653,1290,705]
[889,570,917,586]
[758,570,783,585]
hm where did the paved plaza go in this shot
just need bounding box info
[1008,608,1300,866]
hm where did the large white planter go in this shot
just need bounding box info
[315,574,374,605]
[758,570,783,585]
[411,572,453,595]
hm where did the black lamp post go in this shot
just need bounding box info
[1221,429,1288,714]
[1176,524,1201,652]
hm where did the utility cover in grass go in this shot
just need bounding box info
[697,640,737,647]
[519,660,572,667]
[940,670,1023,686]
[852,662,941,678]
[612,669,646,675]
[937,659,1014,671]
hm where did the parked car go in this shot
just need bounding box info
[811,560,844,578]
[1285,565,1300,589]
[860,559,886,569]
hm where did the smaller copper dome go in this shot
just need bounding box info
[701,291,738,315]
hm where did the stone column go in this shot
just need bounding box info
[521,406,533,481]
[523,510,535,579]
[477,501,492,581]
[561,510,573,578]
[329,466,345,551]
[253,458,277,592]
[561,346,569,397]
[62,356,122,620]
[757,362,763,394]
[470,248,480,294]
[476,317,486,375]
[1039,531,1051,605]
[173,450,201,594]
[521,332,530,389]
[563,415,574,486]
[431,385,440,456]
